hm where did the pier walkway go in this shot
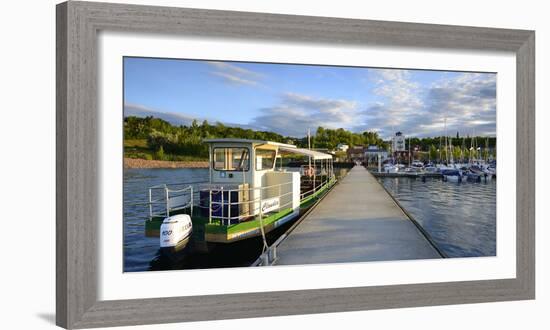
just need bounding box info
[273,166,441,265]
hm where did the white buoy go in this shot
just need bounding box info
[160,214,192,252]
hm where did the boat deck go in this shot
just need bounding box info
[273,166,441,265]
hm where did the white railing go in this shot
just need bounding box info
[146,172,334,225]
[148,184,194,219]
[299,173,332,200]
[207,181,295,226]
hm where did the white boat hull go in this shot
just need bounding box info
[444,175,462,183]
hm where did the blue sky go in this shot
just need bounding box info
[124,57,496,139]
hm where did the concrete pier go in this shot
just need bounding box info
[273,166,441,265]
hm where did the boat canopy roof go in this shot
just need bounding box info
[203,138,332,160]
[203,138,296,148]
[278,146,333,160]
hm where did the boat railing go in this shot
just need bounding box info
[148,184,194,219]
[146,172,334,224]
[300,173,332,200]
[299,164,329,177]
[207,180,295,226]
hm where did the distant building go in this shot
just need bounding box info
[392,132,406,152]
[364,145,388,166]
[336,143,349,152]
[391,131,410,164]
[347,145,365,161]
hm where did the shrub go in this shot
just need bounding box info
[155,146,165,160]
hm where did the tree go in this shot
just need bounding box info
[124,115,495,164]
[155,145,165,160]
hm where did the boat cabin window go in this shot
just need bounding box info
[213,147,250,171]
[255,148,276,171]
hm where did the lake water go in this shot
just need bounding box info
[124,168,496,272]
[124,167,349,272]
[377,176,496,257]
[124,168,209,272]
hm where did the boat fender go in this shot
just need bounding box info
[160,214,192,248]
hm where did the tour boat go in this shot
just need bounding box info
[145,139,336,255]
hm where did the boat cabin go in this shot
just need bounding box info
[200,139,334,225]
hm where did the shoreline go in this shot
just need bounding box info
[124,158,209,169]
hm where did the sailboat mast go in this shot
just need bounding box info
[450,137,453,164]
[408,136,411,166]
[444,116,448,164]
[461,135,465,164]
[472,130,474,164]
[439,135,442,164]
[307,128,312,169]
[485,138,489,163]
[474,130,478,162]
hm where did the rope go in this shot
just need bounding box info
[258,202,269,253]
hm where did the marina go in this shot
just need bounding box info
[124,141,497,271]
[371,172,442,178]
[124,140,497,271]
[120,59,498,272]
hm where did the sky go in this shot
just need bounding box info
[124,57,496,139]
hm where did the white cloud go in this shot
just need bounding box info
[124,103,256,130]
[424,73,496,136]
[359,70,496,138]
[124,103,197,125]
[125,92,361,138]
[206,61,264,87]
[126,68,496,140]
[361,69,424,133]
[210,71,258,86]
[250,93,359,137]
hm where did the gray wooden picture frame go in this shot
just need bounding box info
[56,1,535,328]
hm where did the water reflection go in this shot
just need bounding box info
[123,167,350,272]
[378,177,496,257]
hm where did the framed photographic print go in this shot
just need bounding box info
[56,1,535,328]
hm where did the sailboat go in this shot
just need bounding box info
[464,132,489,182]
[442,137,463,183]
[439,116,462,183]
